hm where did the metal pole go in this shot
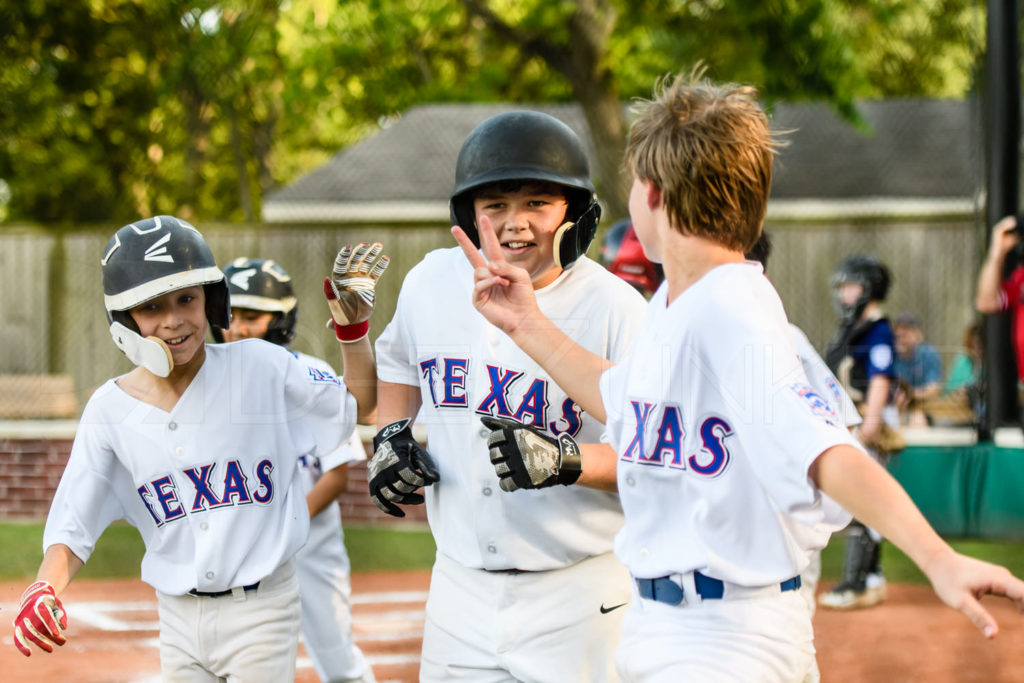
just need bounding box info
[981,0,1021,439]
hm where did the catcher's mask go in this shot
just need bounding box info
[215,257,298,346]
[830,254,891,325]
[450,110,601,268]
[101,215,229,376]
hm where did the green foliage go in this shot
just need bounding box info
[0,0,986,225]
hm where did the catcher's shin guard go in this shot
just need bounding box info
[819,521,886,610]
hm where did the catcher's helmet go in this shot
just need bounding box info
[830,254,891,324]
[101,215,229,375]
[450,110,601,268]
[219,257,298,346]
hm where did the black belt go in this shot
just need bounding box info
[484,568,532,574]
[188,581,260,598]
[636,571,801,605]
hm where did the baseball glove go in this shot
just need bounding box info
[369,419,440,517]
[481,416,582,492]
[12,580,67,656]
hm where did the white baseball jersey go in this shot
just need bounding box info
[600,263,865,585]
[43,339,357,595]
[377,248,646,571]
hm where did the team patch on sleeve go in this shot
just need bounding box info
[790,383,838,426]
[306,365,341,385]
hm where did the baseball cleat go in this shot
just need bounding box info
[817,581,887,610]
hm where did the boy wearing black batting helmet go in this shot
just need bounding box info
[14,216,385,682]
[372,110,646,681]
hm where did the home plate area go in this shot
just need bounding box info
[0,570,431,683]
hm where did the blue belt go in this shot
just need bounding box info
[636,572,801,605]
[188,581,260,598]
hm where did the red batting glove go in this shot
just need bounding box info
[12,581,67,656]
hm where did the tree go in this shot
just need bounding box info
[0,0,983,225]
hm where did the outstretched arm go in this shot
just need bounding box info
[811,445,1024,638]
[451,218,612,422]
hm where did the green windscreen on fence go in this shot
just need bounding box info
[887,444,1024,539]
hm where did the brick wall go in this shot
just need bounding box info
[0,438,74,519]
[0,425,427,526]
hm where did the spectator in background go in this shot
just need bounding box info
[920,321,984,428]
[976,214,1024,423]
[945,322,983,398]
[892,312,942,426]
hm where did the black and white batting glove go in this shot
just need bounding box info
[480,416,582,492]
[369,419,440,517]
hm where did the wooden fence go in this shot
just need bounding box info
[0,214,986,412]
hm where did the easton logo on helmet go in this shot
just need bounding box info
[144,233,174,263]
[229,268,258,291]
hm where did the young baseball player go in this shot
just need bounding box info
[818,254,900,611]
[12,216,386,683]
[454,73,1024,681]
[217,256,377,683]
[370,110,647,681]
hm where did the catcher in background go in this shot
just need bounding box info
[819,254,902,611]
[371,110,647,681]
[12,216,383,683]
[217,255,379,683]
[455,71,1024,681]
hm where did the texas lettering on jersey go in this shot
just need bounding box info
[620,400,734,478]
[136,458,277,526]
[418,357,584,437]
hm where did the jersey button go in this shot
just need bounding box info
[482,487,492,496]
[168,422,178,431]
[478,427,489,439]
[205,571,214,580]
[200,522,209,531]
[487,544,497,554]
[626,475,635,487]
[175,447,184,456]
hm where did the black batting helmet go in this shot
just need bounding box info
[102,215,230,332]
[220,257,298,346]
[449,110,601,268]
[830,254,891,324]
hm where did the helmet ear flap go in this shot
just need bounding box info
[553,201,601,268]
[450,198,479,247]
[204,281,231,331]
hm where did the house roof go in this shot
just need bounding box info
[264,99,981,223]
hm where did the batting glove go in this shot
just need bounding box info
[12,580,67,656]
[369,419,440,517]
[325,242,390,342]
[481,416,582,492]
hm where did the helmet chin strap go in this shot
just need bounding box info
[109,322,174,377]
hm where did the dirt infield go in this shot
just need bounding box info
[1,573,1022,682]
